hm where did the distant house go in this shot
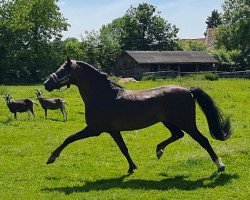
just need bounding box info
[205,28,216,49]
[181,28,216,49]
[114,50,218,79]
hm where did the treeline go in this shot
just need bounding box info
[0,0,249,84]
[0,1,180,84]
[0,0,68,84]
[208,0,249,71]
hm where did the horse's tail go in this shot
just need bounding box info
[190,87,232,141]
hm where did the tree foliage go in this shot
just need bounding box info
[98,24,122,72]
[0,0,69,83]
[96,3,179,70]
[0,2,180,83]
[118,3,179,51]
[206,10,222,28]
[214,0,250,69]
[211,49,242,71]
[179,40,207,51]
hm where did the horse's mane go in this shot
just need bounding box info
[76,61,124,90]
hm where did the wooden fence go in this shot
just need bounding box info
[143,70,250,79]
[217,71,250,78]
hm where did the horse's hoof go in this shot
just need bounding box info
[46,155,56,164]
[156,149,163,159]
[127,164,137,174]
[218,165,225,172]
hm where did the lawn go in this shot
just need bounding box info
[0,78,249,199]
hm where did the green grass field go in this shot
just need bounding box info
[0,78,249,199]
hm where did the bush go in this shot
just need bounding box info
[204,73,219,81]
[142,75,156,81]
[211,49,242,71]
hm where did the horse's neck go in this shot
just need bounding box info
[74,65,122,104]
[78,87,88,104]
[77,81,121,106]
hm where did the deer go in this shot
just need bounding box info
[35,89,67,121]
[3,92,36,119]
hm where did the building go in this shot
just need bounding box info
[114,50,218,79]
[181,28,216,49]
[205,28,216,49]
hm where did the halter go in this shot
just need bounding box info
[50,72,71,91]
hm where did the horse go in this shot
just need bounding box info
[44,57,232,174]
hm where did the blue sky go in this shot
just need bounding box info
[58,0,224,39]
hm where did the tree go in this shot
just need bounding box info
[62,37,86,60]
[120,3,179,50]
[81,30,101,66]
[95,3,179,71]
[214,0,250,69]
[211,49,242,71]
[98,19,122,72]
[206,10,222,28]
[0,0,69,83]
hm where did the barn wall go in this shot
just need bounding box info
[113,54,138,77]
[114,52,216,79]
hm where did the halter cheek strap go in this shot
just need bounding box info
[51,73,59,83]
[51,73,71,85]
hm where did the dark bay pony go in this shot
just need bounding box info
[44,57,232,174]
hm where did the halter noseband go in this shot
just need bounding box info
[50,72,71,89]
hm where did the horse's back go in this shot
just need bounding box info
[120,85,191,101]
[106,85,195,131]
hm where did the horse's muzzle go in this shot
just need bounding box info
[44,79,58,92]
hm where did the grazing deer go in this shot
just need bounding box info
[35,89,67,121]
[3,92,36,119]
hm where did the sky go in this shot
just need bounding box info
[58,0,224,39]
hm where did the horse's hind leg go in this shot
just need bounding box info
[187,127,225,171]
[109,132,137,174]
[156,123,184,159]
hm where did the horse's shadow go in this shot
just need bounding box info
[42,172,239,195]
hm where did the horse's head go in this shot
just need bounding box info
[44,56,75,92]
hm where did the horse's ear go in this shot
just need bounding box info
[66,56,71,64]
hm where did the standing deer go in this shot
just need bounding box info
[3,92,36,119]
[35,89,67,121]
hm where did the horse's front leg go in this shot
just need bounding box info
[46,126,101,164]
[109,132,137,174]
